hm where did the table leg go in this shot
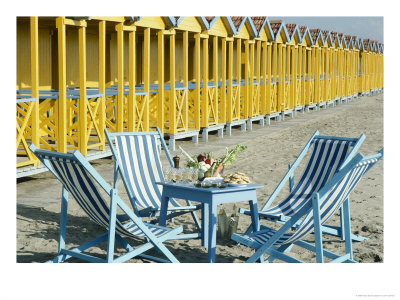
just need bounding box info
[201,203,209,248]
[207,203,217,263]
[249,199,260,232]
[159,195,170,227]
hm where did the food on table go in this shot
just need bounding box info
[223,172,251,184]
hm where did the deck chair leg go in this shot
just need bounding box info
[339,204,346,240]
[342,199,354,260]
[106,190,118,263]
[56,187,69,262]
[265,243,292,263]
[312,194,324,263]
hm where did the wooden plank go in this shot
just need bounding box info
[128,30,136,132]
[157,30,164,133]
[78,25,87,155]
[56,17,67,153]
[30,17,39,158]
[116,23,124,132]
[98,20,106,149]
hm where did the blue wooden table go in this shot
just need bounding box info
[157,182,263,263]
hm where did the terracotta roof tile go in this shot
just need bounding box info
[321,30,329,40]
[285,23,297,38]
[269,19,282,35]
[250,16,266,32]
[298,25,307,37]
[309,29,321,43]
[230,16,244,30]
[345,35,352,44]
[330,31,337,42]
[205,16,215,24]
[363,38,370,49]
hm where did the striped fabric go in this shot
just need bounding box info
[37,154,171,239]
[249,157,378,247]
[114,135,180,209]
[263,138,351,218]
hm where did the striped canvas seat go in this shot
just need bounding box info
[29,144,182,263]
[44,155,172,239]
[240,131,368,243]
[113,134,180,209]
[105,129,201,239]
[232,151,383,263]
[263,137,352,218]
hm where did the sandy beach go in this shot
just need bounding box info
[17,93,384,263]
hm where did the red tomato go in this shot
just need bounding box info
[205,158,211,165]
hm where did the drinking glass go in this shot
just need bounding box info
[174,168,183,183]
[190,168,199,183]
[163,166,173,183]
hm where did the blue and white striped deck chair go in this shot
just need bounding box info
[105,128,201,240]
[29,144,182,263]
[232,149,383,263]
[239,130,367,241]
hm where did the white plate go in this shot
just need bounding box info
[228,183,248,187]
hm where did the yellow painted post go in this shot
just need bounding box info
[236,38,241,120]
[78,25,87,155]
[246,43,256,118]
[256,40,261,115]
[244,40,249,119]
[116,23,124,133]
[302,46,306,106]
[169,33,176,134]
[56,17,67,153]
[128,29,136,132]
[201,37,208,127]
[278,43,283,112]
[227,39,233,123]
[194,33,201,130]
[306,48,312,105]
[183,30,189,131]
[98,20,106,148]
[220,37,227,124]
[266,42,272,114]
[157,30,164,133]
[143,28,150,131]
[291,45,296,109]
[271,42,277,112]
[213,35,218,124]
[261,41,267,115]
[30,17,39,160]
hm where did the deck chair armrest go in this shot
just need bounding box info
[239,208,291,222]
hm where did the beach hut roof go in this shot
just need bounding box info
[268,19,291,42]
[250,16,275,39]
[309,29,323,45]
[230,16,257,37]
[269,19,282,36]
[173,16,210,30]
[321,29,330,43]
[285,23,297,38]
[330,31,338,46]
[363,38,371,51]
[298,25,307,37]
[251,16,266,33]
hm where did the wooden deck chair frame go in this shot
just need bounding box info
[240,130,367,241]
[233,149,383,263]
[105,128,201,240]
[29,144,182,263]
